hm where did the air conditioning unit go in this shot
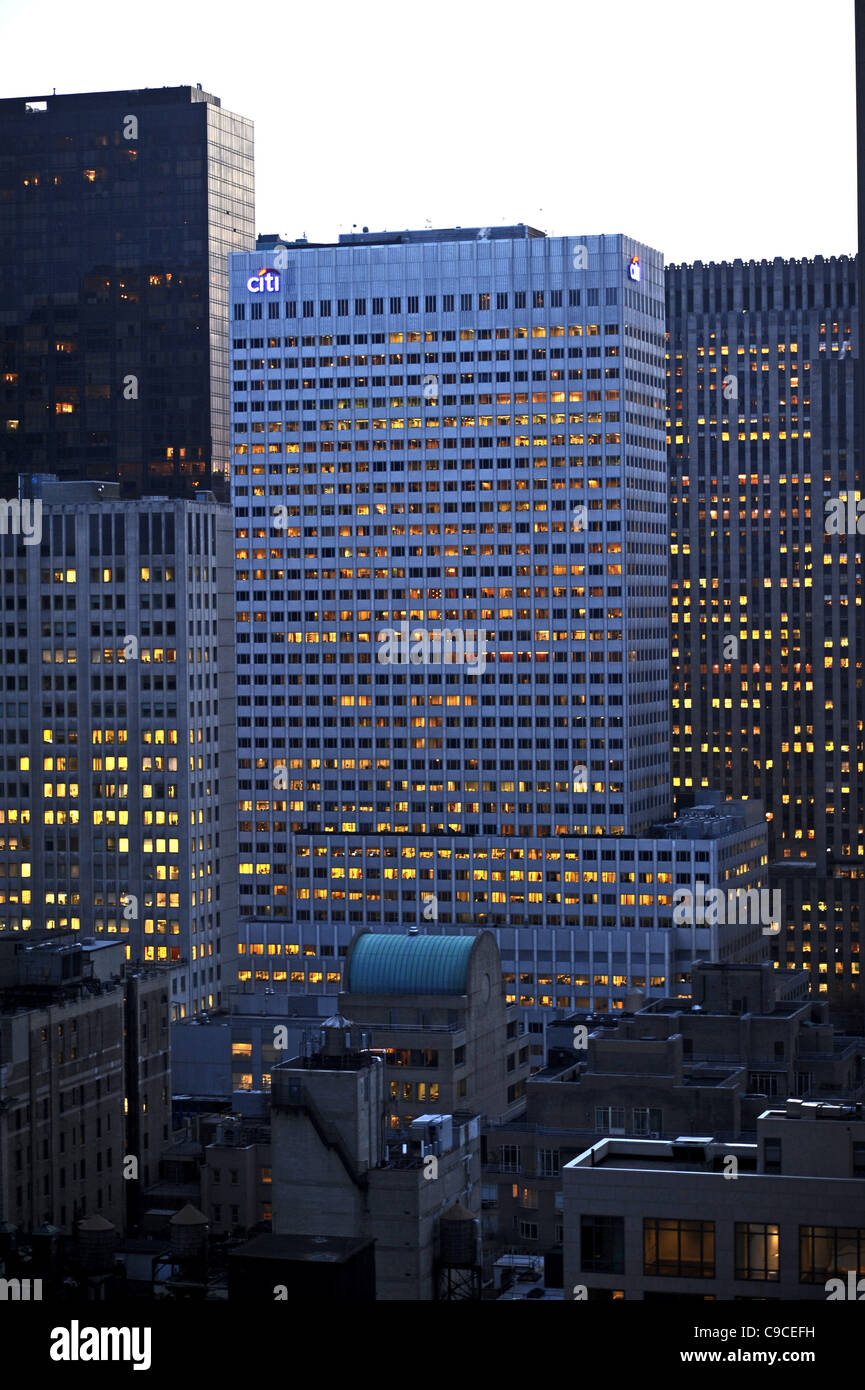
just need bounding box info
[410,1114,454,1155]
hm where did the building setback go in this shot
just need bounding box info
[229,226,770,1045]
[666,256,863,1023]
[0,86,254,499]
[0,478,238,1019]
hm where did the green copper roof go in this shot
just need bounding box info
[346,933,475,996]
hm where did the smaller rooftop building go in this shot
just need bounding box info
[340,928,529,1129]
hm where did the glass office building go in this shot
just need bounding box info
[0,86,254,499]
[666,256,863,1023]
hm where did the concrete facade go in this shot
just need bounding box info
[270,1018,482,1299]
[0,479,238,1019]
[563,1099,865,1299]
[339,928,529,1127]
[0,935,173,1236]
[481,961,865,1261]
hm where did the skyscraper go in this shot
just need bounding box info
[0,86,254,499]
[230,227,768,1039]
[666,255,863,1019]
[0,478,238,1019]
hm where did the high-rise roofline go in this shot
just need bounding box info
[0,84,225,109]
[667,253,856,273]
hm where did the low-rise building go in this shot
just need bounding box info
[562,1099,865,1299]
[0,935,172,1237]
[482,961,865,1261]
[339,927,530,1130]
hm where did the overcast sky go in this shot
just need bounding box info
[0,0,856,265]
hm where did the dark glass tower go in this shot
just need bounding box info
[666,255,863,1023]
[0,86,254,499]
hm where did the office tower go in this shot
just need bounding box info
[666,257,863,1019]
[0,478,238,1020]
[0,85,254,499]
[858,0,865,428]
[230,227,768,1038]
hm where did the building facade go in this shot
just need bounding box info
[563,1099,865,1299]
[483,960,865,1261]
[0,935,171,1237]
[666,256,863,1020]
[0,478,238,1018]
[0,85,254,499]
[229,226,769,1037]
[339,927,530,1128]
[270,1017,482,1300]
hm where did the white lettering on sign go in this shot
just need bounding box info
[247,268,281,293]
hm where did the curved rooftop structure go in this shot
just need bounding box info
[345,931,476,996]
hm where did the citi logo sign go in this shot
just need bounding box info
[247,267,281,293]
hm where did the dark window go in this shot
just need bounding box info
[581,1214,624,1274]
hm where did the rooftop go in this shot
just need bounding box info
[345,930,477,997]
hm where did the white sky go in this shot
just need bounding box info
[0,0,856,265]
